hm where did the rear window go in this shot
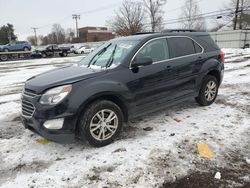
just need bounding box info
[193,41,202,53]
[168,37,197,58]
[195,35,219,51]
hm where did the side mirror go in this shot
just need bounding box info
[132,57,153,68]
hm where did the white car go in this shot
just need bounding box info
[76,45,94,54]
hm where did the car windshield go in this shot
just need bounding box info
[79,40,138,69]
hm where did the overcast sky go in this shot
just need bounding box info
[0,0,229,40]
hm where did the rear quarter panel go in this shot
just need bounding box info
[195,50,224,93]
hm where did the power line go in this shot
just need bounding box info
[17,3,121,38]
[164,8,236,23]
[165,0,204,13]
[144,7,250,27]
[37,3,120,30]
[78,3,120,15]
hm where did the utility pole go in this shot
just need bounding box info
[234,0,240,30]
[239,0,243,29]
[72,14,80,38]
[31,27,38,45]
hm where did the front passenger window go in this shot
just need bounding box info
[136,38,169,63]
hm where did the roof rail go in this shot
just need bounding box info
[162,29,197,33]
[134,32,158,35]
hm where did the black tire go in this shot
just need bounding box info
[81,51,84,54]
[63,52,67,57]
[196,75,219,106]
[0,54,8,61]
[3,48,8,52]
[42,53,46,58]
[23,47,29,51]
[78,100,124,147]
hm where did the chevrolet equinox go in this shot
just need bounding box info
[21,30,224,147]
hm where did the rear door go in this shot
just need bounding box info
[9,42,16,51]
[46,46,53,56]
[53,45,60,54]
[15,42,20,50]
[166,36,203,97]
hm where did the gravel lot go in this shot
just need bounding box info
[0,50,250,188]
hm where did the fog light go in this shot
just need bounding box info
[43,118,64,129]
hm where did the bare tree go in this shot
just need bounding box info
[36,25,71,45]
[179,0,206,31]
[65,28,75,43]
[51,24,66,44]
[142,0,166,32]
[107,0,146,36]
[38,35,49,45]
[223,0,250,30]
[27,36,37,46]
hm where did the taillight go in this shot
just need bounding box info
[219,51,225,62]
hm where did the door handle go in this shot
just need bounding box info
[166,65,172,71]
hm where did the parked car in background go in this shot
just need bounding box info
[69,45,77,54]
[31,44,70,58]
[76,45,94,54]
[1,41,31,52]
[22,30,224,147]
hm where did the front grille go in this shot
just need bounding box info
[23,88,37,98]
[22,99,35,118]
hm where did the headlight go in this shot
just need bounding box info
[40,85,72,105]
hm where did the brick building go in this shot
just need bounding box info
[78,27,115,42]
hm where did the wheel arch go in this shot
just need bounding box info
[207,69,221,84]
[76,92,129,124]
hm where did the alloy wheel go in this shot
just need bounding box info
[90,109,118,141]
[205,81,217,101]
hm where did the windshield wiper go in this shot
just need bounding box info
[88,43,112,67]
[106,44,117,68]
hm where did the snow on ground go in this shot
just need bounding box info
[0,51,250,187]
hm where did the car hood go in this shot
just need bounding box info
[25,65,106,93]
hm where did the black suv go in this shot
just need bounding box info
[21,31,224,147]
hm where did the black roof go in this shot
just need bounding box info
[113,31,209,42]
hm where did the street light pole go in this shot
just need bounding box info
[72,14,80,38]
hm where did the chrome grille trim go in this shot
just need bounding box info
[22,99,35,118]
[23,89,37,98]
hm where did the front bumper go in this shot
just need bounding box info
[21,91,78,144]
[22,115,76,144]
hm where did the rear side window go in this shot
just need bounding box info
[168,37,201,58]
[136,38,169,62]
[196,35,220,51]
[53,45,59,50]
